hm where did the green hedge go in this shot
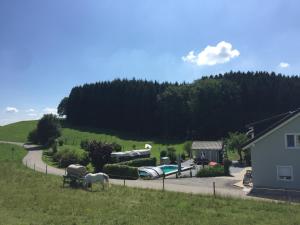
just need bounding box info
[196,165,225,177]
[118,157,156,167]
[53,147,89,168]
[103,164,139,180]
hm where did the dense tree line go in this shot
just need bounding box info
[59,72,300,139]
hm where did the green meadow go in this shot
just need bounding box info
[0,120,185,159]
[1,143,300,225]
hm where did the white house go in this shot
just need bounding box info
[243,108,300,190]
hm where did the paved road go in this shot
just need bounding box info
[0,141,252,199]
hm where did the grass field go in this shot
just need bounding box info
[0,120,37,142]
[0,120,185,159]
[1,143,300,225]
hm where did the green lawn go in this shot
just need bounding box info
[1,143,300,225]
[0,120,185,159]
[61,126,185,159]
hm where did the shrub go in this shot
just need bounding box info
[103,164,139,179]
[111,142,122,152]
[196,165,225,177]
[51,139,59,154]
[86,163,94,173]
[118,157,156,167]
[58,139,64,146]
[166,147,177,164]
[53,148,89,168]
[84,140,113,172]
[80,139,89,150]
[160,150,167,158]
[35,114,62,145]
[223,159,232,176]
[27,129,38,144]
[181,153,186,161]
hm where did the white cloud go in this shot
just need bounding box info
[279,62,289,68]
[182,41,240,66]
[26,108,35,113]
[5,107,18,113]
[43,107,57,115]
[27,113,38,117]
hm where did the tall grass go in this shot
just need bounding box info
[1,143,300,225]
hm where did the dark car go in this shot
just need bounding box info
[194,158,209,165]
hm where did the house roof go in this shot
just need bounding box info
[192,141,223,151]
[242,108,300,149]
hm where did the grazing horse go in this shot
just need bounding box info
[84,173,110,190]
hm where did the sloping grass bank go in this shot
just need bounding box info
[1,143,300,225]
[0,120,37,142]
[0,121,185,159]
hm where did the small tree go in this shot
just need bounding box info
[183,141,192,158]
[225,132,248,162]
[85,140,113,172]
[36,114,62,145]
[166,147,177,164]
[160,150,167,158]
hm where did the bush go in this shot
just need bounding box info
[223,159,232,176]
[53,148,89,168]
[181,153,186,161]
[196,165,225,177]
[58,139,64,146]
[160,150,167,158]
[118,157,156,167]
[35,114,62,145]
[84,140,113,172]
[27,129,38,144]
[166,147,177,164]
[51,139,59,154]
[80,139,89,150]
[111,142,122,152]
[103,164,139,179]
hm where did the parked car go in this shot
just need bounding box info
[208,161,219,167]
[194,158,209,165]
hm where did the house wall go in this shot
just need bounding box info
[251,114,300,189]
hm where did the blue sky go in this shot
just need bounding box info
[1,0,300,125]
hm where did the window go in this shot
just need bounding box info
[277,166,293,181]
[286,135,295,147]
[285,134,300,149]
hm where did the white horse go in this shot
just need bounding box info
[84,172,110,190]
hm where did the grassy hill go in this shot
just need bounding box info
[0,120,38,142]
[0,120,185,158]
[1,143,300,225]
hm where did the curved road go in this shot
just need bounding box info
[0,141,252,199]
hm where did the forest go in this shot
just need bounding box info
[58,71,300,140]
